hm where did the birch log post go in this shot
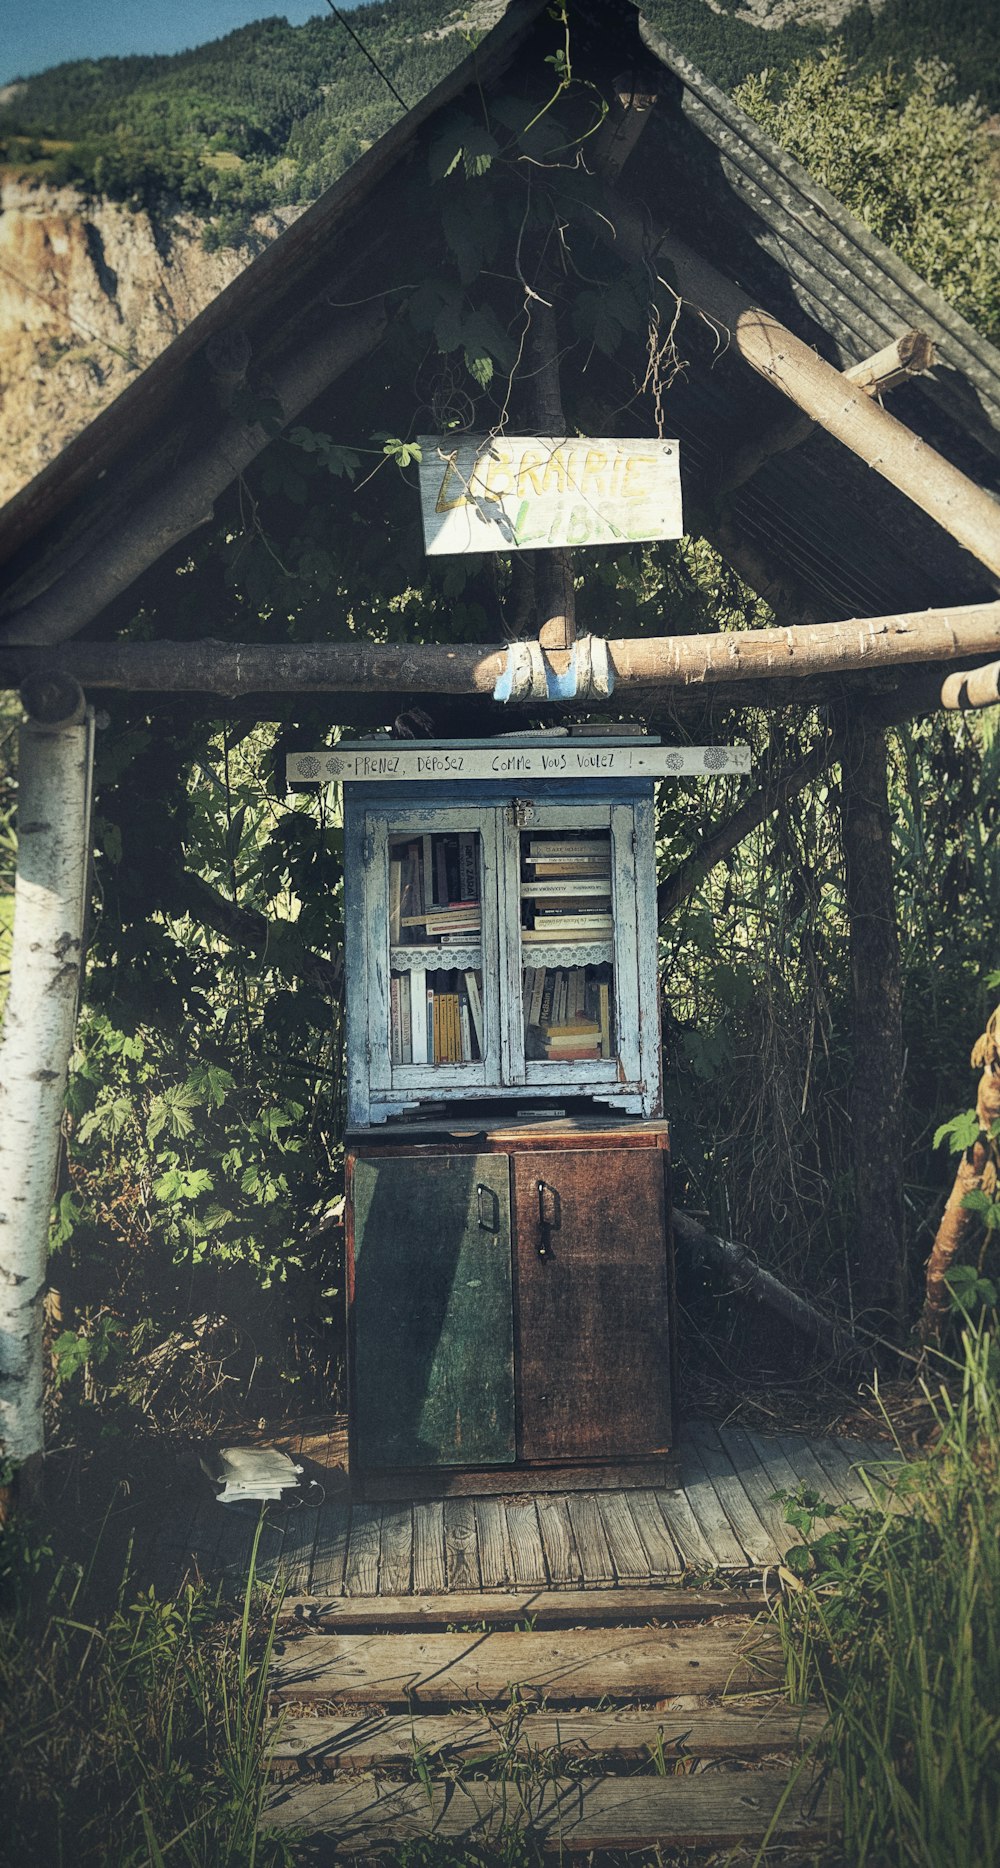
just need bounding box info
[0,685,91,1475]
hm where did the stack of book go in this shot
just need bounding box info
[199,1445,304,1505]
[523,965,612,1060]
[390,966,484,1065]
[400,902,481,940]
[389,832,480,946]
[520,835,613,947]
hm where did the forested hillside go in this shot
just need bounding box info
[1,0,997,246]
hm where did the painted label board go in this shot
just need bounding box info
[287,745,750,784]
[417,435,683,556]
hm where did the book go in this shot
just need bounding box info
[539,973,555,1025]
[598,981,611,1058]
[445,990,460,1061]
[522,967,534,1025]
[410,967,428,1064]
[426,983,435,1059]
[399,972,412,1063]
[529,857,611,877]
[464,970,484,1056]
[394,843,422,941]
[534,901,612,919]
[523,922,613,942]
[529,966,546,1027]
[521,878,613,898]
[431,989,443,1063]
[401,905,482,934]
[435,839,449,911]
[389,857,402,944]
[527,838,611,858]
[390,975,401,1064]
[459,992,473,1062]
[422,833,434,910]
[523,931,613,948]
[532,914,614,931]
[458,831,479,900]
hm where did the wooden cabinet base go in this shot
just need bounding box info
[357,1456,679,1501]
[347,1119,674,1491]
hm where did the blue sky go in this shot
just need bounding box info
[1,1,362,85]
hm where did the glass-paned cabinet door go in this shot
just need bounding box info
[367,808,501,1092]
[502,804,642,1087]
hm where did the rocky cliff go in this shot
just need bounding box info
[0,174,289,507]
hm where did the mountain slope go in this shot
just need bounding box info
[1,0,997,508]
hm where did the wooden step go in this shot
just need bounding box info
[269,1621,780,1707]
[269,1701,826,1774]
[261,1768,838,1850]
[280,1584,766,1630]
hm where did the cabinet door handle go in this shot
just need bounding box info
[476,1183,500,1233]
[537,1179,559,1258]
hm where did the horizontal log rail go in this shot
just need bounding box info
[3,601,1000,700]
[941,658,1000,710]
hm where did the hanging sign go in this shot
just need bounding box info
[287,744,749,784]
[417,434,683,556]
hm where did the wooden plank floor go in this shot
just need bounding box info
[150,1421,895,1598]
[262,1596,838,1855]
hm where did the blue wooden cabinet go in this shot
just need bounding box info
[342,737,662,1125]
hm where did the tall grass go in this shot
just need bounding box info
[774,1320,1000,1867]
[0,1512,295,1868]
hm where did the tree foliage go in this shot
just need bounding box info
[737,52,1000,340]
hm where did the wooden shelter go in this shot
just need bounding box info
[2,0,1000,1476]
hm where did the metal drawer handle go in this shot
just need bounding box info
[537,1179,560,1258]
[477,1183,500,1233]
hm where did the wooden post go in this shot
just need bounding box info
[839,710,906,1328]
[0,682,92,1480]
[525,293,577,652]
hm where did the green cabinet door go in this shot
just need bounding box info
[351,1153,515,1469]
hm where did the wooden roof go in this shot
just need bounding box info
[0,0,998,657]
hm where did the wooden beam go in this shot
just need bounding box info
[0,305,386,649]
[846,330,936,394]
[718,331,936,498]
[527,291,576,651]
[605,201,1000,581]
[2,600,999,697]
[672,1210,857,1358]
[589,73,660,184]
[942,658,1000,709]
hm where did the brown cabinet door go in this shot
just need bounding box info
[512,1147,671,1462]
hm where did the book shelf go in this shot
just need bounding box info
[334,734,676,1491]
[342,739,662,1125]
